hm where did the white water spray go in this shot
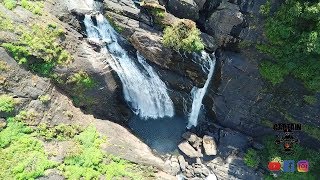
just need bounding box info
[187,52,216,129]
[84,14,174,119]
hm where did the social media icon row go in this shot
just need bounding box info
[268,160,308,172]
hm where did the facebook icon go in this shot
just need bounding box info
[283,160,295,172]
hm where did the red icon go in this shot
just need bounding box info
[268,161,281,171]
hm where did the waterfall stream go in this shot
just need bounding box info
[83,14,174,119]
[187,52,216,129]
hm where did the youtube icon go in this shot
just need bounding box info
[268,162,281,171]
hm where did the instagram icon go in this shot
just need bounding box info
[297,160,309,172]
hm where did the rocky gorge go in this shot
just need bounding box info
[0,0,320,179]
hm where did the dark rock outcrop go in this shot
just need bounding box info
[167,0,200,20]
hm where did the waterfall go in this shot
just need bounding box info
[83,14,174,119]
[187,52,216,129]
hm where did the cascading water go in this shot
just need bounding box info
[187,52,216,129]
[83,14,174,119]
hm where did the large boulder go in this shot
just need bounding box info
[178,141,203,158]
[202,135,217,156]
[205,2,244,47]
[167,0,200,21]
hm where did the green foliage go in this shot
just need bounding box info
[2,0,43,14]
[15,110,38,124]
[259,136,320,179]
[60,126,142,179]
[244,148,260,168]
[258,0,320,92]
[21,0,44,15]
[38,94,51,103]
[105,15,123,33]
[2,24,72,76]
[2,0,17,10]
[303,95,317,105]
[67,71,95,90]
[259,61,289,85]
[0,117,56,179]
[259,0,271,15]
[0,13,14,31]
[0,94,15,113]
[141,1,166,26]
[163,19,204,52]
[36,123,83,141]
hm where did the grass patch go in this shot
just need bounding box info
[2,24,72,77]
[163,19,204,52]
[303,95,317,105]
[0,12,14,31]
[0,117,57,179]
[38,94,51,104]
[244,148,260,169]
[141,1,166,26]
[258,0,320,92]
[59,126,144,179]
[0,94,15,113]
[105,14,123,33]
[36,123,83,141]
[2,0,44,14]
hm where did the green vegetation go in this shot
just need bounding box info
[163,19,204,52]
[260,119,273,128]
[0,94,15,113]
[105,14,123,33]
[21,0,44,15]
[36,123,83,141]
[141,1,166,26]
[59,126,144,179]
[258,0,320,92]
[0,117,56,179]
[66,71,96,106]
[259,136,320,179]
[244,148,260,169]
[38,94,51,103]
[303,95,317,105]
[0,12,14,31]
[2,0,17,10]
[1,0,44,14]
[15,109,38,125]
[2,24,72,76]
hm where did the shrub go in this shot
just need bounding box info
[0,13,14,31]
[244,148,260,168]
[258,0,320,92]
[163,19,204,52]
[67,71,95,90]
[36,123,83,141]
[141,1,166,26]
[0,117,56,179]
[2,24,72,76]
[0,94,15,113]
[20,0,44,15]
[38,94,51,103]
[2,0,17,10]
[60,126,142,179]
[303,95,317,105]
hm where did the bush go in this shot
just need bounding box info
[67,71,95,90]
[303,95,317,105]
[258,0,320,92]
[0,13,14,31]
[60,126,143,179]
[2,24,72,76]
[2,0,17,10]
[163,19,204,52]
[0,95,15,113]
[244,148,260,168]
[36,123,83,141]
[38,94,51,103]
[0,117,56,179]
[2,0,43,14]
